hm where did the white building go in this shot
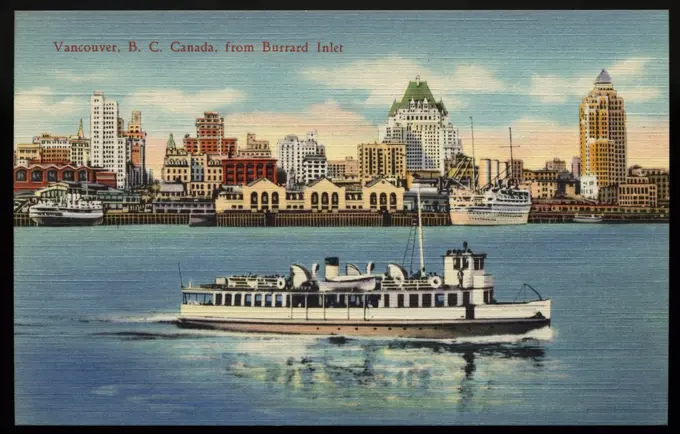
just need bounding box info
[378,76,462,174]
[69,119,90,167]
[580,175,599,200]
[302,154,328,185]
[90,91,127,189]
[277,130,325,187]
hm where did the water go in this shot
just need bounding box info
[14,225,668,425]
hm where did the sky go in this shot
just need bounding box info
[14,11,669,175]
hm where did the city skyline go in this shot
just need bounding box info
[14,11,669,176]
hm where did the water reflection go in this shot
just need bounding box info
[220,335,550,410]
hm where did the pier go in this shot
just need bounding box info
[14,210,668,227]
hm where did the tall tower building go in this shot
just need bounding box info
[90,91,127,189]
[126,110,147,187]
[182,112,237,156]
[378,76,462,173]
[277,130,325,187]
[69,119,90,166]
[579,69,627,189]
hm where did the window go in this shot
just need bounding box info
[384,294,390,308]
[244,294,252,307]
[409,294,419,307]
[215,294,223,305]
[234,294,242,306]
[448,293,457,307]
[224,294,232,306]
[15,170,26,181]
[422,294,432,308]
[31,170,43,181]
[265,294,273,307]
[435,294,445,307]
[255,294,263,306]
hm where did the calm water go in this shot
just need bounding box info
[14,224,668,425]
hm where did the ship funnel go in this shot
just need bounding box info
[311,263,319,279]
[324,257,339,280]
[366,262,375,275]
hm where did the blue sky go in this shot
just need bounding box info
[14,11,669,172]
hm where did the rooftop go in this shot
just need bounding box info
[595,69,612,84]
[389,77,447,116]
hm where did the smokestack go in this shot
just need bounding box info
[324,257,339,279]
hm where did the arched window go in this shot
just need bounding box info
[390,192,397,207]
[15,170,26,181]
[272,192,279,205]
[31,170,43,182]
[321,192,329,205]
[47,170,58,182]
[63,171,74,181]
[380,193,387,205]
[78,171,88,181]
[261,192,269,204]
[311,192,319,205]
[370,192,377,205]
[250,192,258,208]
[331,192,339,208]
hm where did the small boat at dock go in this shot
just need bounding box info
[573,214,603,223]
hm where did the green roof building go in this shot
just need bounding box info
[378,76,463,173]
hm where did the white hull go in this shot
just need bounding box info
[449,210,529,225]
[573,217,602,223]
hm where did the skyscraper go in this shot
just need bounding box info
[378,76,462,173]
[579,69,627,190]
[90,91,127,189]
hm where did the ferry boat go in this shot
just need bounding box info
[177,190,551,339]
[573,214,603,223]
[29,193,103,226]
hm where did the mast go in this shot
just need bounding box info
[416,187,425,276]
[470,116,476,192]
[501,127,519,186]
[508,127,514,185]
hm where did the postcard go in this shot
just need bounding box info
[14,10,668,425]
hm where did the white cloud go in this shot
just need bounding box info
[14,87,87,143]
[123,88,247,114]
[526,57,663,104]
[54,70,113,82]
[301,55,504,108]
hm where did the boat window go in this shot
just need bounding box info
[292,295,306,308]
[265,294,272,307]
[454,258,461,269]
[462,258,469,269]
[409,294,419,308]
[255,294,263,306]
[275,294,283,307]
[234,294,242,306]
[336,294,347,308]
[225,293,232,306]
[245,294,252,307]
[182,294,188,304]
[435,294,445,307]
[484,291,490,304]
[397,294,404,308]
[367,294,380,308]
[384,294,390,308]
[422,294,432,308]
[215,293,223,306]
[448,293,458,307]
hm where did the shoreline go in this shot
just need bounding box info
[13,211,670,227]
